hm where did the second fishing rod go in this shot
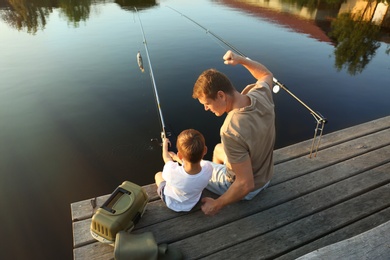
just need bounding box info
[134,7,168,143]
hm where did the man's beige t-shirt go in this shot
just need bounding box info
[221,81,275,189]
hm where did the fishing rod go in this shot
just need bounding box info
[134,7,167,143]
[167,6,327,158]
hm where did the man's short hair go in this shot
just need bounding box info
[193,69,235,100]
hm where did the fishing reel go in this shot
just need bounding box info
[272,84,280,94]
[150,131,172,146]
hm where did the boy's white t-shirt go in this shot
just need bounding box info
[162,160,212,212]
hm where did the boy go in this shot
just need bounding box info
[155,129,212,212]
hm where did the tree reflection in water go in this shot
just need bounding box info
[0,0,54,34]
[58,0,92,27]
[330,12,381,75]
[0,0,156,33]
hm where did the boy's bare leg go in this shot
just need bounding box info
[213,143,225,164]
[154,171,164,186]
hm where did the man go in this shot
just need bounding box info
[192,50,275,216]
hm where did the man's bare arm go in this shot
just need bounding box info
[223,50,273,88]
[201,158,254,215]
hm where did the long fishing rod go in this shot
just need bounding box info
[134,7,167,142]
[167,6,327,158]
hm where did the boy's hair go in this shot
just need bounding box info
[192,69,235,100]
[176,129,205,164]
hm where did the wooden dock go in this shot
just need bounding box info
[71,116,390,259]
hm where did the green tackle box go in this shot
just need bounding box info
[90,181,149,244]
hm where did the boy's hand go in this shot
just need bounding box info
[168,151,183,164]
[162,138,171,149]
[162,138,173,163]
[168,151,177,160]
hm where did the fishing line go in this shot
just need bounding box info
[207,34,231,54]
[167,6,327,158]
[134,7,168,143]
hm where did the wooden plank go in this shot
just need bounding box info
[277,206,390,259]
[272,128,390,185]
[73,242,113,260]
[202,183,390,259]
[274,115,390,163]
[295,220,390,260]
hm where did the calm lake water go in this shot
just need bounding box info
[1,0,389,259]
